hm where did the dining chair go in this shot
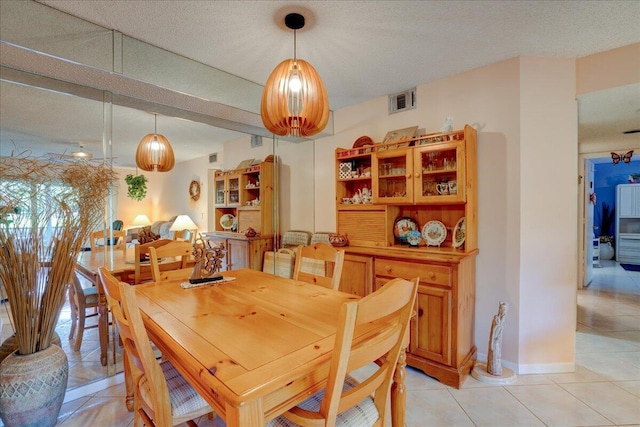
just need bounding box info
[271,277,418,427]
[97,267,215,427]
[148,240,193,283]
[292,243,345,290]
[132,238,173,285]
[89,229,126,252]
[67,272,99,352]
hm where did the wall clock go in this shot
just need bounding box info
[189,180,201,201]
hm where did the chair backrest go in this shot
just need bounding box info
[310,232,332,246]
[281,230,312,249]
[112,219,124,231]
[172,229,192,242]
[134,238,173,285]
[99,267,173,426]
[90,229,126,252]
[292,243,345,290]
[148,240,193,283]
[284,277,418,426]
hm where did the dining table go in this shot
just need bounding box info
[133,268,409,427]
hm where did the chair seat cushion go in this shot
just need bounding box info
[139,360,210,418]
[267,375,380,427]
[83,286,99,305]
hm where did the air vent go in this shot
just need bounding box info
[251,135,263,148]
[209,153,218,163]
[389,88,416,114]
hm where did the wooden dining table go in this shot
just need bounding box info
[133,268,409,427]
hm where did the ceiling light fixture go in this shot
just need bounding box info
[260,12,329,138]
[135,113,175,172]
[71,144,93,159]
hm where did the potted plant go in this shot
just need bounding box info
[629,173,640,184]
[125,173,148,201]
[0,155,115,427]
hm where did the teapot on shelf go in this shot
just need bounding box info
[352,186,372,204]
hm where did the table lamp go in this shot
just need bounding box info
[131,214,152,227]
[170,214,198,242]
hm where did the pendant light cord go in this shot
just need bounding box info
[293,29,297,61]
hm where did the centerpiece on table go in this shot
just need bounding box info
[0,155,116,427]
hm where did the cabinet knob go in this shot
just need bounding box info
[405,173,411,179]
[428,271,436,280]
[385,265,391,272]
[415,173,420,178]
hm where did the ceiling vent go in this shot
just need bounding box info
[251,135,263,148]
[209,153,218,163]
[389,88,416,114]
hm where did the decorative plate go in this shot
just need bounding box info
[353,135,374,148]
[422,220,447,247]
[189,180,201,201]
[406,230,422,247]
[219,214,235,230]
[452,217,466,248]
[393,217,419,244]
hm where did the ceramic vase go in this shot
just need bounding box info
[0,344,68,427]
[600,242,614,260]
[0,332,62,363]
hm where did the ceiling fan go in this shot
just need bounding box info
[45,143,115,163]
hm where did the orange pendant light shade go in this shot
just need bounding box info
[135,133,175,172]
[261,58,329,138]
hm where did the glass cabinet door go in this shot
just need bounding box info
[227,173,241,206]
[372,148,413,204]
[414,141,466,203]
[214,176,226,206]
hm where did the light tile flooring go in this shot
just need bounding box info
[2,261,639,426]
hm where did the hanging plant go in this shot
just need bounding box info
[125,174,148,201]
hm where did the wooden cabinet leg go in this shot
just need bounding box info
[391,346,407,427]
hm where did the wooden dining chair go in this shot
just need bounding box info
[67,272,99,352]
[89,229,126,252]
[148,240,193,283]
[98,267,214,427]
[292,243,345,290]
[132,238,173,285]
[273,277,418,427]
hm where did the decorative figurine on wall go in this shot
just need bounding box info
[611,150,633,165]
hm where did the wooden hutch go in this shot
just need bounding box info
[206,158,276,271]
[334,125,478,388]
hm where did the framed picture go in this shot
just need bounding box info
[382,126,419,144]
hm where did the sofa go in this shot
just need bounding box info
[127,216,177,243]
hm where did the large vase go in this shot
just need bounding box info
[0,344,68,427]
[0,332,62,363]
[600,242,615,260]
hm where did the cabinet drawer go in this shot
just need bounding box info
[375,259,451,287]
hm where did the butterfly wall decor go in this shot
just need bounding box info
[611,150,633,165]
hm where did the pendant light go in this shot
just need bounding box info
[261,13,329,138]
[135,113,175,172]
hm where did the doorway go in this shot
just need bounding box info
[580,152,640,290]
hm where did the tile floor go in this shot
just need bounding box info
[2,260,639,426]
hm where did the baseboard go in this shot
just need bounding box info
[63,372,125,403]
[476,352,575,375]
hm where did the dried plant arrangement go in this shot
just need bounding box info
[0,155,117,355]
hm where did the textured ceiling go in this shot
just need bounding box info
[1,0,639,166]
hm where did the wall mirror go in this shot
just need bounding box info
[1,0,317,394]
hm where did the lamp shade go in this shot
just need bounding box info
[131,214,151,227]
[260,58,329,138]
[169,215,198,232]
[135,133,175,172]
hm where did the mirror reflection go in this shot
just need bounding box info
[0,76,316,393]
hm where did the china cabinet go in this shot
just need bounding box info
[334,125,477,388]
[207,158,276,270]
